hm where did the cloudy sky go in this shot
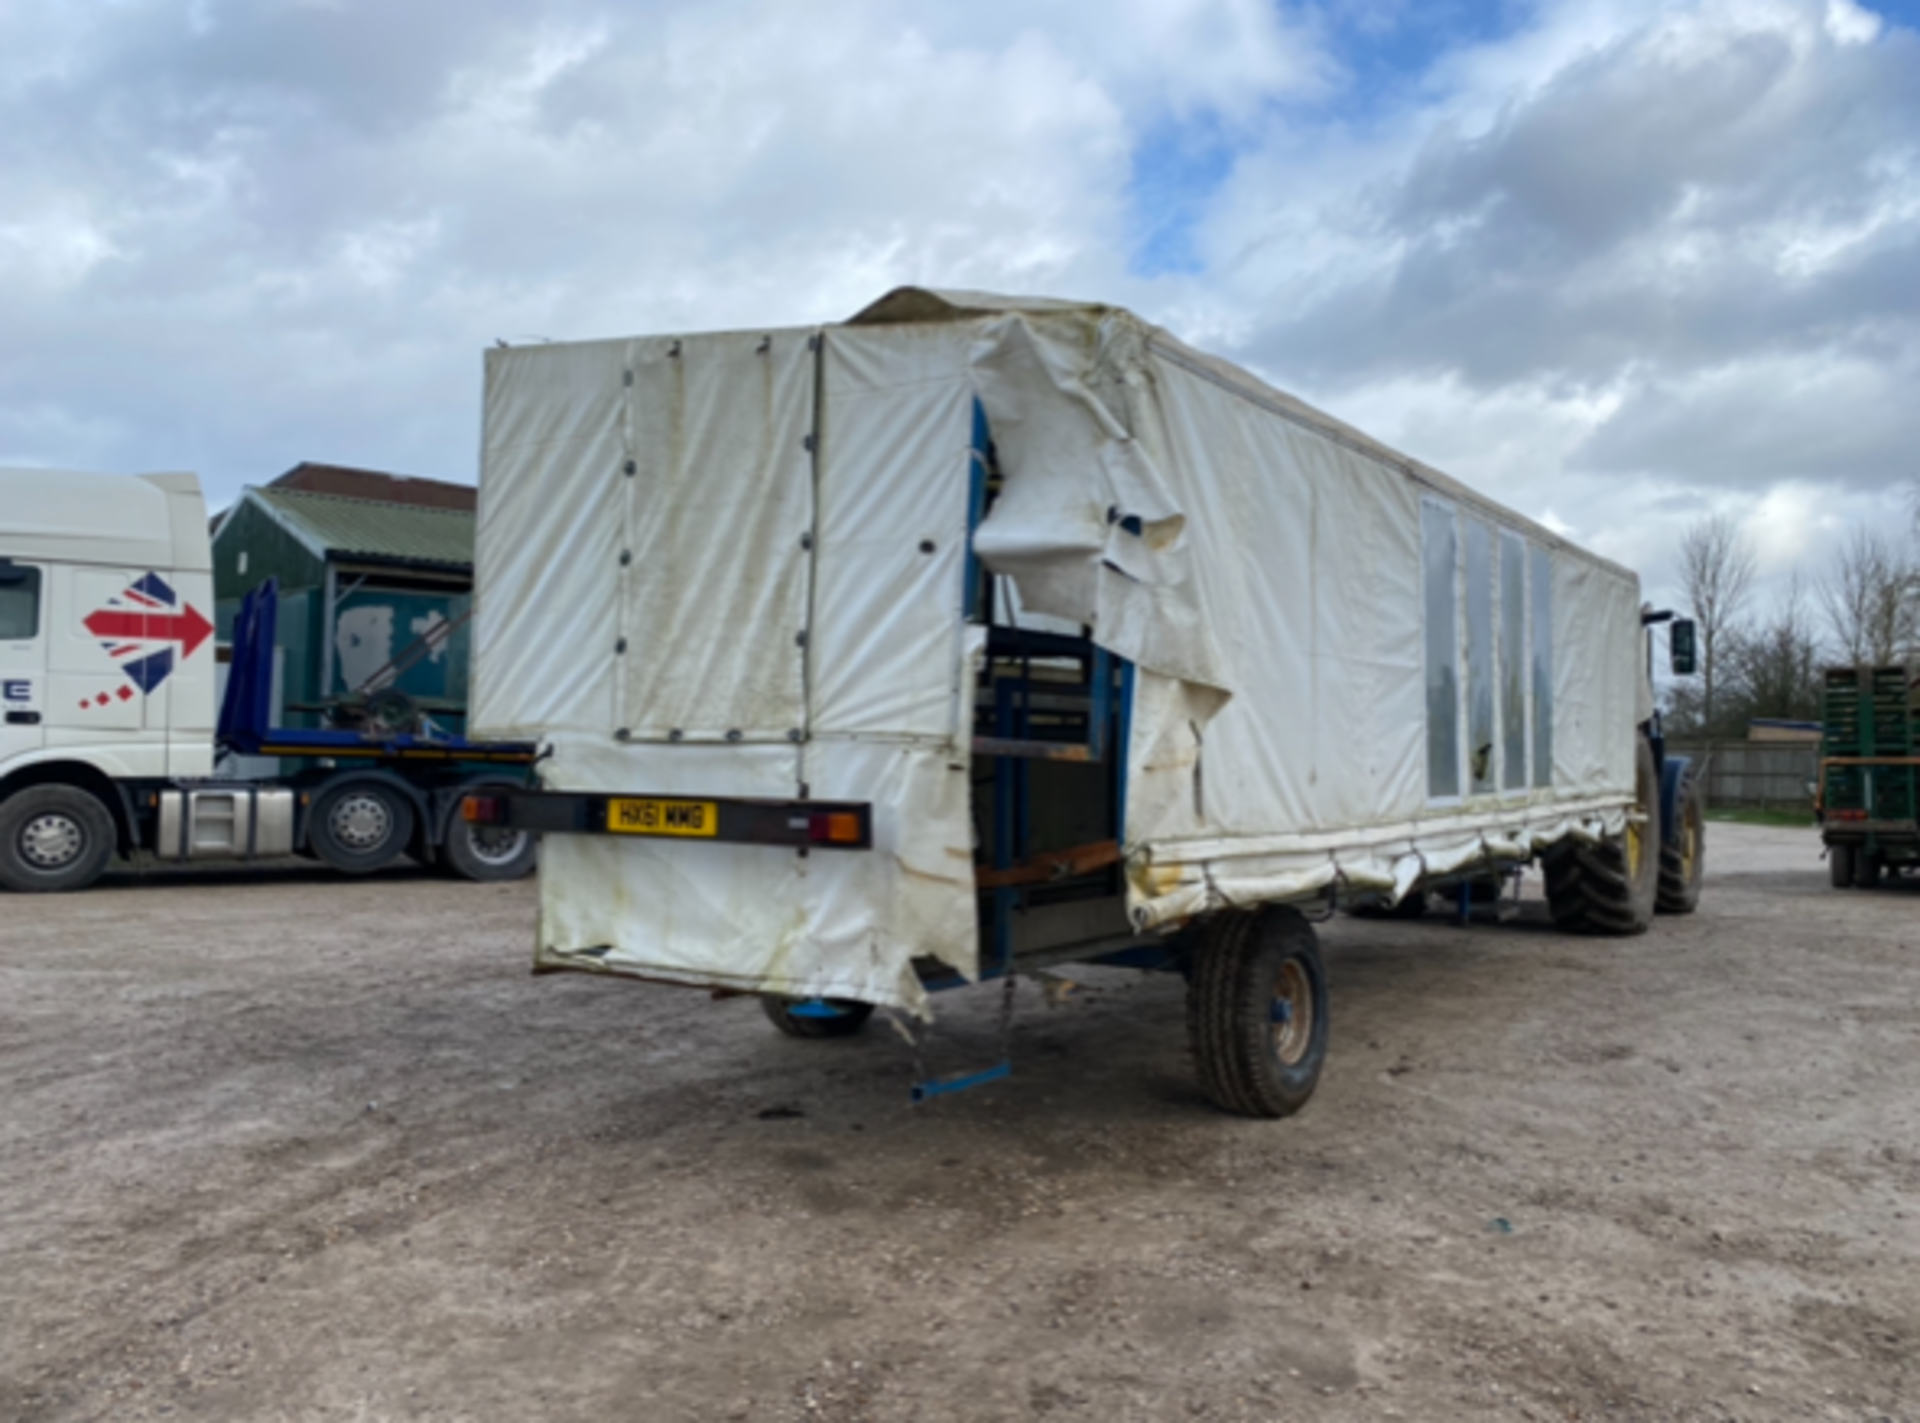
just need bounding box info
[3,0,1917,610]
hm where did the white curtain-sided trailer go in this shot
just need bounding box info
[471,289,1688,1117]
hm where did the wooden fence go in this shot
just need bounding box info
[1666,740,1818,810]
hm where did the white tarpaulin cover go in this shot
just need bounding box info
[473,290,1646,1016]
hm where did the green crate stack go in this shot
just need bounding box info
[1823,668,1865,813]
[1868,666,1916,822]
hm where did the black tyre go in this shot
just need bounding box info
[1185,905,1329,1119]
[440,810,537,882]
[1656,775,1704,914]
[1828,843,1854,888]
[0,785,117,893]
[308,780,415,874]
[1545,735,1661,935]
[760,996,875,1039]
[1854,849,1883,889]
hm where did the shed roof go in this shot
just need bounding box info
[247,487,475,571]
[269,461,478,512]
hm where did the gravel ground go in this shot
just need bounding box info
[1,823,1916,1422]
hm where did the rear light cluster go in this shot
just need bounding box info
[1828,808,1869,822]
[806,811,864,846]
[462,794,505,824]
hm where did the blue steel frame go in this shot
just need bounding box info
[925,402,1141,996]
[217,579,536,764]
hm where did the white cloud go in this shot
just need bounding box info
[0,0,1913,632]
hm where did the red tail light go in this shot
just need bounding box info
[462,794,504,824]
[808,811,863,845]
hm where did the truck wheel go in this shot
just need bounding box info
[0,786,117,893]
[440,813,538,882]
[309,781,415,874]
[1828,843,1855,889]
[1185,905,1328,1119]
[1545,736,1661,935]
[1853,849,1883,889]
[760,996,875,1038]
[1656,775,1705,914]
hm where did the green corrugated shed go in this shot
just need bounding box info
[212,485,479,730]
[249,488,475,571]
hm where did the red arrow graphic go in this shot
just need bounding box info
[84,604,214,659]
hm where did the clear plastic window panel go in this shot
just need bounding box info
[1500,531,1527,791]
[0,566,40,640]
[1422,501,1460,800]
[1531,543,1553,788]
[1465,520,1495,794]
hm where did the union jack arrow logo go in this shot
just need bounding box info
[82,574,214,696]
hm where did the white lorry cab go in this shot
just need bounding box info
[1,468,539,891]
[1,471,220,883]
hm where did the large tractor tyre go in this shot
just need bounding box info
[1185,905,1329,1119]
[760,996,876,1039]
[440,811,538,883]
[0,785,117,893]
[1828,843,1855,889]
[1545,736,1662,936]
[308,780,416,875]
[1656,775,1705,915]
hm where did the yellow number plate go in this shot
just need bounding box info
[607,797,719,838]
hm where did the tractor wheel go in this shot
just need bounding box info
[1656,774,1705,914]
[1185,905,1329,1119]
[1828,843,1855,889]
[0,785,117,893]
[309,780,415,874]
[1545,736,1661,936]
[760,997,875,1039]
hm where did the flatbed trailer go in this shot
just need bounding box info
[1817,664,1920,887]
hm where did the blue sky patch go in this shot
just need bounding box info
[1127,117,1237,276]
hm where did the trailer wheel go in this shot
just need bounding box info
[440,813,538,882]
[1544,736,1661,935]
[1828,843,1855,889]
[0,785,117,893]
[309,781,415,874]
[1656,774,1705,914]
[1185,906,1328,1119]
[1853,849,1883,889]
[760,996,875,1039]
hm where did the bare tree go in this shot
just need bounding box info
[1724,575,1824,724]
[1818,526,1914,666]
[1677,512,1758,735]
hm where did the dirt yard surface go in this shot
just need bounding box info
[2,824,1916,1422]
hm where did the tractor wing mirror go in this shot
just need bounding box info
[1669,618,1698,677]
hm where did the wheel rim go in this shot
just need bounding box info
[19,812,83,870]
[1270,959,1314,1067]
[1625,815,1644,879]
[465,824,528,866]
[329,793,394,851]
[1680,818,1698,881]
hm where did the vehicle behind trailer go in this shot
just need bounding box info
[0,469,539,892]
[1817,664,1920,886]
[465,288,1703,1116]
